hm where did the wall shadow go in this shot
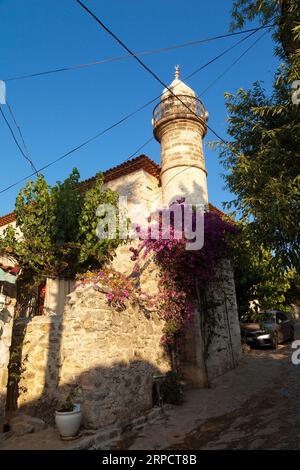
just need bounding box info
[0,345,295,450]
[3,359,164,433]
[5,280,75,414]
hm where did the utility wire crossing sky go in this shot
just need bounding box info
[0,0,279,214]
[0,20,274,197]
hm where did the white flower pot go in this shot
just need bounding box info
[55,405,82,438]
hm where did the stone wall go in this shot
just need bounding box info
[205,259,241,381]
[181,259,241,386]
[0,290,16,424]
[154,115,208,206]
[9,248,241,431]
[16,287,170,429]
[60,287,169,429]
[105,169,162,217]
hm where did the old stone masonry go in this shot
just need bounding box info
[0,67,241,436]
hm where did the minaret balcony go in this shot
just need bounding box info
[152,94,208,128]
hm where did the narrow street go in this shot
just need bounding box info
[116,323,300,450]
[0,324,299,450]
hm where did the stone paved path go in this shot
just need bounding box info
[115,323,300,450]
[1,324,299,450]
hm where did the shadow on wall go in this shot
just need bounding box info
[0,283,16,414]
[162,173,208,208]
[0,308,13,340]
[109,174,208,232]
[5,279,75,413]
[5,359,164,431]
[1,180,227,428]
[5,279,170,430]
[1,340,292,438]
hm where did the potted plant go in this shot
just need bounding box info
[55,394,82,439]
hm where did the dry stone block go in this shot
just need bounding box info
[9,415,46,436]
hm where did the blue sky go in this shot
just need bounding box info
[0,0,279,215]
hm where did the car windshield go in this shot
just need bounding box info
[257,313,276,323]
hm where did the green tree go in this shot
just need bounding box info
[230,0,300,64]
[231,224,296,317]
[78,173,120,269]
[216,0,300,269]
[0,169,121,290]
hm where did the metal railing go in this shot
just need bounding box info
[153,95,207,126]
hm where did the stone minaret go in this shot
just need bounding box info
[152,65,209,207]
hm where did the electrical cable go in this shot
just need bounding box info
[74,0,276,146]
[4,25,273,82]
[0,106,38,174]
[0,14,274,196]
[6,101,38,174]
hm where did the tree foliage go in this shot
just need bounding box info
[217,0,300,269]
[230,224,297,317]
[230,0,300,64]
[219,75,300,268]
[0,168,121,289]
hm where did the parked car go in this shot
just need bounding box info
[240,310,294,349]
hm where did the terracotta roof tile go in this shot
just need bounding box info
[0,155,227,227]
[79,154,161,191]
[0,155,160,228]
[208,203,224,217]
[0,211,16,228]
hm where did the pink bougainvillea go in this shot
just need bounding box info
[78,202,237,348]
[77,267,134,309]
[131,204,237,344]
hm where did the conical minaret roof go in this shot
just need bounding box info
[161,65,196,101]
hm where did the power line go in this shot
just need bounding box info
[153,31,271,200]
[118,31,271,198]
[0,17,273,196]
[184,28,267,82]
[0,105,38,174]
[0,107,156,195]
[123,136,154,162]
[102,30,270,172]
[0,107,25,158]
[3,25,273,83]
[200,30,269,97]
[75,0,243,145]
[74,0,275,144]
[6,101,38,174]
